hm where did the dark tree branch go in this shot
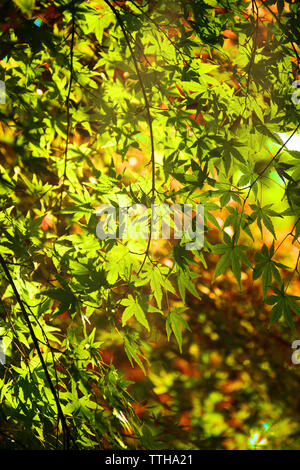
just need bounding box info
[104,0,156,274]
[0,254,77,449]
[104,0,156,200]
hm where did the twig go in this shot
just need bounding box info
[274,217,300,255]
[260,0,300,72]
[233,124,300,245]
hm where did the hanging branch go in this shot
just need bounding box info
[123,0,193,62]
[59,0,76,219]
[0,254,77,450]
[233,123,300,246]
[260,0,300,73]
[104,0,156,273]
[104,0,155,200]
[245,123,300,195]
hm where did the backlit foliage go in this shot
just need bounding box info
[0,0,300,449]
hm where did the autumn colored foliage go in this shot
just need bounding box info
[0,0,300,450]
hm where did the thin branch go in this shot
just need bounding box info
[59,0,76,219]
[242,0,259,114]
[106,0,155,196]
[0,254,77,450]
[274,217,300,255]
[248,123,300,191]
[260,0,300,72]
[104,0,156,273]
[233,124,300,245]
[125,0,193,61]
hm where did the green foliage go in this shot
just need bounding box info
[0,0,300,450]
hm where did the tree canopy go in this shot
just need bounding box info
[0,0,300,450]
